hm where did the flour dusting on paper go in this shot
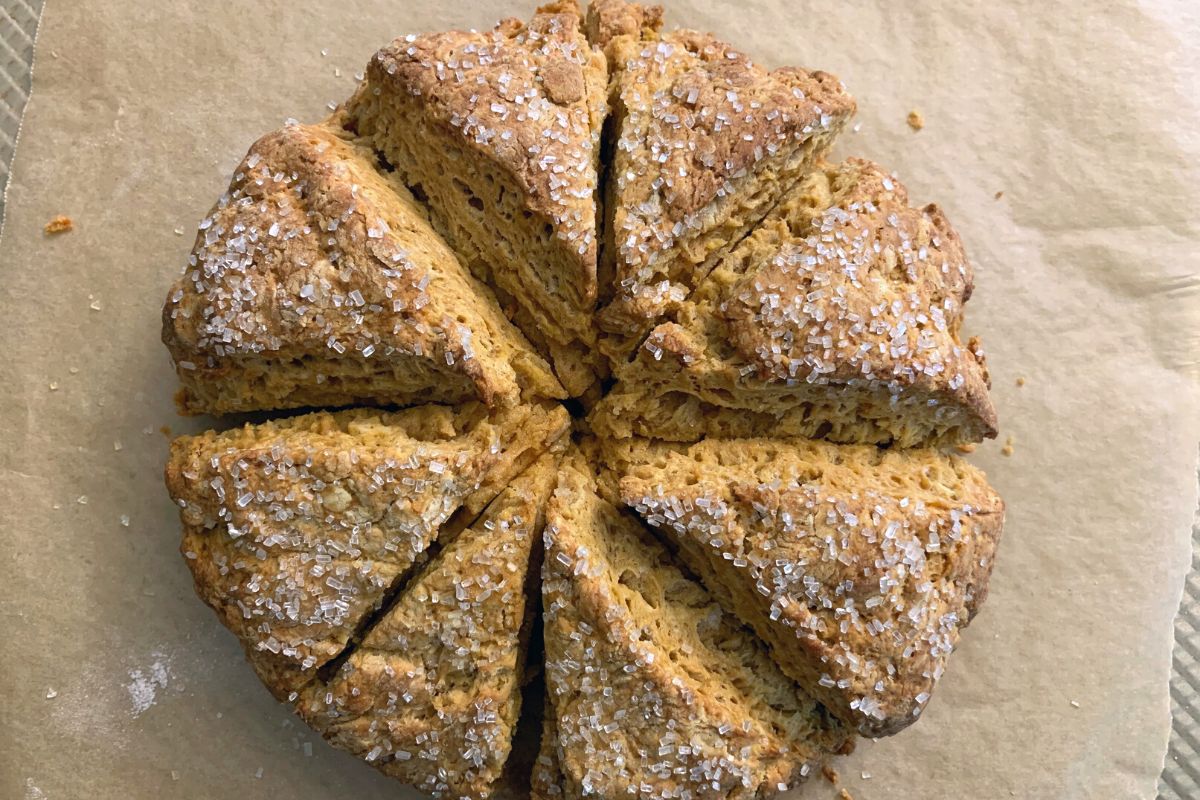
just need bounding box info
[125,650,173,717]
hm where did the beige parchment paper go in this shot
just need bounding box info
[2,1,1198,798]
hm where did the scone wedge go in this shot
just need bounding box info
[165,401,568,699]
[591,158,998,447]
[608,436,1004,736]
[162,122,563,415]
[587,0,856,361]
[346,0,608,395]
[297,454,559,799]
[543,455,850,798]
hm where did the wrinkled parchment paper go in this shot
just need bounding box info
[2,1,1198,798]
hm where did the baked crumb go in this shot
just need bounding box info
[159,425,173,437]
[1016,376,1026,386]
[994,190,1004,200]
[839,790,854,800]
[822,764,840,785]
[955,442,977,454]
[906,110,924,131]
[44,215,74,235]
[1001,436,1015,457]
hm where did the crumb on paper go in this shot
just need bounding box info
[76,495,88,505]
[995,190,1005,200]
[49,381,59,391]
[906,110,924,131]
[822,764,840,785]
[160,424,173,437]
[174,226,185,235]
[861,770,871,780]
[1070,699,1080,708]
[839,790,854,800]
[69,366,79,374]
[120,514,131,527]
[1001,435,1016,457]
[255,767,264,780]
[125,651,173,717]
[114,441,123,451]
[1016,376,1026,386]
[955,442,977,454]
[171,770,180,781]
[852,122,862,133]
[45,688,58,699]
[44,215,73,235]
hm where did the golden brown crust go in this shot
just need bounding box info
[347,0,607,380]
[606,436,1004,736]
[543,455,849,798]
[592,6,856,343]
[162,122,564,415]
[166,402,568,700]
[590,159,999,448]
[162,2,1008,791]
[584,0,663,56]
[297,455,559,799]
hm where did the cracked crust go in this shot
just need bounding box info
[166,401,568,699]
[589,0,856,358]
[590,158,999,447]
[346,1,607,392]
[605,436,1005,737]
[542,454,850,798]
[297,454,558,799]
[162,122,564,415]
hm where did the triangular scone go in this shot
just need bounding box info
[297,454,559,800]
[346,1,608,395]
[608,436,1004,737]
[162,122,564,415]
[166,402,568,699]
[590,158,999,447]
[587,0,856,360]
[542,456,850,798]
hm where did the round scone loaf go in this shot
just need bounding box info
[162,0,1003,797]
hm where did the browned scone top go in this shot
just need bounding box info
[346,0,608,393]
[165,401,568,700]
[590,158,999,448]
[162,122,564,416]
[297,454,558,800]
[590,0,856,352]
[606,436,1004,737]
[583,0,663,54]
[543,454,850,799]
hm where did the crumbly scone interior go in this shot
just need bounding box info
[607,436,1003,736]
[343,1,608,395]
[542,457,849,798]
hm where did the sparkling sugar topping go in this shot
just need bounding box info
[164,127,473,372]
[721,161,976,394]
